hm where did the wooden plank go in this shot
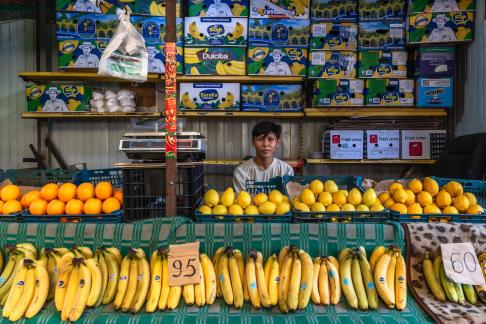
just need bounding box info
[18,71,161,83]
[304,108,448,117]
[21,112,162,119]
[177,111,304,118]
[177,75,304,83]
[306,159,437,165]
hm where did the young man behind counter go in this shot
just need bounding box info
[233,121,294,192]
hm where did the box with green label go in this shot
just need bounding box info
[25,84,91,112]
[358,51,407,78]
[409,0,475,14]
[313,79,364,106]
[247,46,308,76]
[184,47,246,75]
[250,0,310,19]
[249,19,310,48]
[310,22,358,50]
[365,79,414,106]
[358,21,406,50]
[117,0,182,17]
[308,51,357,78]
[179,83,240,110]
[241,85,302,111]
[408,12,474,44]
[187,0,248,17]
[358,0,406,21]
[58,39,107,68]
[310,0,358,22]
[55,0,117,14]
[184,17,248,46]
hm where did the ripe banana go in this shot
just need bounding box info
[3,258,29,317]
[325,258,341,305]
[351,255,368,310]
[167,285,182,310]
[0,252,17,289]
[387,251,398,305]
[463,284,477,304]
[102,251,120,305]
[395,253,407,310]
[374,249,394,308]
[338,248,353,265]
[158,253,170,310]
[264,255,273,285]
[146,253,162,313]
[328,256,340,273]
[278,246,289,271]
[95,251,108,307]
[69,262,92,322]
[0,249,3,274]
[103,247,122,266]
[287,253,301,311]
[121,257,139,312]
[268,255,279,306]
[298,250,313,309]
[474,285,486,303]
[114,254,131,310]
[25,260,49,319]
[439,259,458,303]
[219,252,234,305]
[422,252,446,302]
[213,247,226,298]
[318,257,330,305]
[183,284,195,305]
[229,250,244,308]
[311,257,321,305]
[358,253,378,310]
[369,246,386,273]
[340,256,358,309]
[48,252,61,300]
[84,258,102,307]
[233,249,246,302]
[278,251,293,313]
[246,255,260,309]
[200,253,216,305]
[8,262,36,321]
[130,255,150,313]
[55,252,75,311]
[61,263,79,320]
[195,261,206,307]
[254,251,271,308]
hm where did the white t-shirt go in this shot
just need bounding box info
[233,158,294,192]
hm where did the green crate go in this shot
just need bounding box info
[5,168,78,186]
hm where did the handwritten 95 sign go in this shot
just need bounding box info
[441,242,486,286]
[168,242,201,286]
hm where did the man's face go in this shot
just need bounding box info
[82,46,91,55]
[436,19,445,28]
[273,54,282,62]
[148,51,155,59]
[252,133,279,159]
[48,91,57,100]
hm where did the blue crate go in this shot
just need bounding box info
[282,175,363,191]
[432,177,486,207]
[21,210,123,223]
[5,168,78,186]
[73,168,123,187]
[0,211,23,222]
[0,169,4,183]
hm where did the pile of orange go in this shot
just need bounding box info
[0,184,23,215]
[26,181,123,216]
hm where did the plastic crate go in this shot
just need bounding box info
[122,165,204,221]
[21,210,122,223]
[0,211,23,222]
[4,168,78,186]
[0,169,5,183]
[73,168,123,187]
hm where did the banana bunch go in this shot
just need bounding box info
[181,92,197,109]
[70,245,94,259]
[371,245,407,310]
[310,256,340,306]
[188,22,205,41]
[215,61,246,75]
[114,248,150,313]
[245,249,270,309]
[95,247,121,306]
[0,248,3,272]
[1,258,49,321]
[277,246,314,312]
[185,48,205,64]
[40,247,69,300]
[217,92,235,109]
[263,254,279,307]
[215,247,245,308]
[475,252,486,303]
[228,22,244,41]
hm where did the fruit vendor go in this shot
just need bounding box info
[75,42,100,68]
[42,87,69,112]
[233,121,294,192]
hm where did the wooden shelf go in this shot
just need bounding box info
[19,72,161,83]
[178,111,304,118]
[21,112,162,119]
[204,159,302,167]
[306,159,437,164]
[177,75,305,83]
[304,108,447,117]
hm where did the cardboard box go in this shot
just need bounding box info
[250,0,310,19]
[415,46,455,77]
[308,51,357,78]
[184,47,246,75]
[358,21,406,50]
[184,17,248,47]
[131,16,184,44]
[313,79,364,106]
[55,12,117,40]
[241,84,302,111]
[365,79,414,106]
[179,83,240,110]
[365,130,400,159]
[409,0,475,14]
[416,78,453,107]
[408,12,474,44]
[310,22,358,50]
[324,130,364,159]
[25,85,91,112]
[188,0,249,17]
[147,43,184,74]
[248,19,310,48]
[401,130,447,159]
[358,51,407,78]
[358,0,406,21]
[117,0,182,16]
[310,0,358,22]
[247,46,308,76]
[56,0,117,14]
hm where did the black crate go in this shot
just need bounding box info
[122,165,204,221]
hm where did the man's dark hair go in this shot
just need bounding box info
[252,121,282,139]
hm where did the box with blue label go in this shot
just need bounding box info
[25,84,91,112]
[409,0,475,14]
[188,0,249,17]
[358,51,407,78]
[55,12,117,40]
[247,46,308,76]
[313,79,364,106]
[131,16,184,44]
[250,0,310,19]
[56,0,117,14]
[241,85,302,111]
[248,19,310,48]
[310,0,358,22]
[310,22,358,50]
[184,17,248,46]
[415,46,455,77]
[179,83,240,110]
[358,0,406,21]
[408,12,474,44]
[117,0,182,17]
[184,47,246,75]
[58,39,107,68]
[416,78,453,107]
[358,21,406,50]
[365,79,414,106]
[147,43,184,74]
[308,51,357,78]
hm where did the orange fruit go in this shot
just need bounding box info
[29,199,48,215]
[65,199,84,215]
[84,198,102,215]
[0,201,4,212]
[114,190,123,204]
[102,197,121,214]
[21,190,41,208]
[46,199,65,215]
[0,185,21,202]
[1,200,22,215]
[58,183,77,203]
[95,182,113,200]
[40,183,59,202]
[77,183,95,202]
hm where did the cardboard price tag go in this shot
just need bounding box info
[441,242,486,286]
[168,242,201,287]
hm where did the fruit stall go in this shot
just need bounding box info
[0,0,486,323]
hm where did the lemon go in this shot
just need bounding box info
[341,203,355,212]
[356,204,369,212]
[338,189,348,197]
[204,189,219,207]
[311,202,326,212]
[391,203,407,214]
[236,191,251,208]
[292,196,300,205]
[332,191,347,207]
[318,191,332,206]
[393,188,408,204]
[388,182,403,194]
[423,177,439,197]
[324,180,339,193]
[436,190,452,208]
[466,204,484,214]
[362,189,377,207]
[212,204,228,215]
[268,190,284,204]
[424,205,441,214]
[275,202,291,215]
[445,181,463,198]
[309,180,324,195]
[407,203,423,214]
[198,205,212,215]
[384,198,395,209]
[259,201,276,215]
[220,188,235,207]
[407,179,423,194]
[453,195,470,212]
[282,196,289,202]
[442,206,459,214]
[228,204,244,215]
[404,189,415,206]
[294,202,310,212]
[463,192,477,205]
[378,192,391,203]
[347,188,362,206]
[370,203,384,212]
[300,189,316,206]
[253,193,268,206]
[326,204,340,212]
[245,205,259,215]
[417,191,433,207]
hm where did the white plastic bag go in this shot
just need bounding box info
[98,9,148,82]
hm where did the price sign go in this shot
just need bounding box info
[441,242,486,285]
[168,241,201,286]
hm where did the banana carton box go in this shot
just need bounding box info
[179,83,240,110]
[147,43,184,74]
[241,84,303,111]
[56,0,117,14]
[358,51,407,78]
[365,79,414,106]
[117,0,182,17]
[310,22,358,50]
[248,19,310,48]
[184,47,246,75]
[308,51,357,78]
[358,21,406,50]
[313,79,364,106]
[408,12,474,44]
[188,0,249,17]
[250,0,310,19]
[184,17,248,46]
[358,0,407,21]
[131,16,184,44]
[58,39,107,68]
[416,78,453,107]
[310,0,358,22]
[56,12,117,40]
[414,46,455,77]
[409,0,475,14]
[25,84,91,112]
[247,46,308,76]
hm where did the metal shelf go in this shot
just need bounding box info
[304,108,447,117]
[306,159,437,164]
[178,111,304,118]
[21,112,162,119]
[19,72,161,83]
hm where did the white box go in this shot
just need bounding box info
[329,130,364,160]
[366,130,400,159]
[401,130,446,159]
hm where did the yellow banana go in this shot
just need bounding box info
[9,263,36,321]
[149,250,158,275]
[146,254,162,313]
[131,256,150,313]
[3,258,29,317]
[246,255,260,309]
[0,254,20,302]
[103,247,122,266]
[233,250,247,302]
[158,253,170,310]
[25,260,49,319]
[228,22,244,41]
[298,250,313,310]
[338,248,353,265]
[48,252,61,300]
[311,257,321,305]
[121,258,139,312]
[319,258,330,305]
[200,253,216,305]
[287,253,301,311]
[16,243,37,257]
[387,251,398,304]
[351,255,368,310]
[278,252,293,313]
[167,285,182,310]
[229,250,244,308]
[0,253,16,289]
[183,284,195,305]
[268,255,279,306]
[374,249,395,308]
[53,247,70,256]
[114,255,131,310]
[325,258,341,305]
[0,249,3,274]
[69,262,92,322]
[254,251,271,308]
[370,246,386,274]
[213,247,226,299]
[102,251,120,305]
[55,252,75,311]
[189,21,205,41]
[264,255,273,285]
[219,252,234,305]
[328,256,339,273]
[194,260,206,307]
[215,61,227,75]
[84,258,102,307]
[278,246,289,271]
[75,246,94,259]
[95,252,108,307]
[358,253,378,310]
[395,253,407,310]
[61,264,79,321]
[423,252,446,301]
[181,92,197,109]
[340,256,358,309]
